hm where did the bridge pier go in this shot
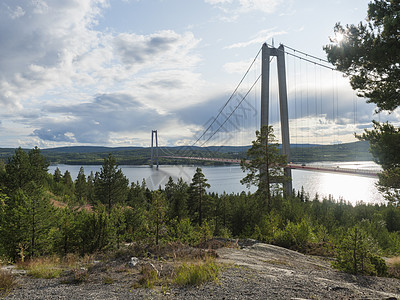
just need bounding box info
[261,43,292,196]
[151,130,159,169]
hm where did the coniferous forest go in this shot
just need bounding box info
[0,145,399,277]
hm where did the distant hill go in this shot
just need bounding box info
[0,141,372,166]
[41,146,143,154]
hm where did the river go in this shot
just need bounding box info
[48,161,384,205]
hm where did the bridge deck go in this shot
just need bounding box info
[159,156,379,178]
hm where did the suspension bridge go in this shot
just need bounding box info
[149,43,380,193]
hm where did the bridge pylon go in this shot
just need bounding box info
[150,130,159,169]
[261,43,292,196]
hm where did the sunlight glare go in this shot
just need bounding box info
[335,32,345,43]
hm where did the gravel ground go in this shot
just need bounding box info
[4,243,400,300]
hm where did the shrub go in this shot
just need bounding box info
[273,218,312,251]
[333,225,387,276]
[369,254,388,276]
[0,271,16,297]
[174,259,219,286]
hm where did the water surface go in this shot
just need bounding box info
[49,161,384,205]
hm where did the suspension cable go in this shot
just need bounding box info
[192,47,262,147]
[199,74,262,147]
[281,44,331,64]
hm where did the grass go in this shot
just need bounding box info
[132,264,159,289]
[174,258,220,286]
[18,256,63,279]
[0,271,17,297]
[103,276,114,284]
[387,256,400,278]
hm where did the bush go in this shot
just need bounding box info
[369,254,388,276]
[273,219,312,251]
[333,225,387,276]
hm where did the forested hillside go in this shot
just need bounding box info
[0,146,398,279]
[0,141,372,166]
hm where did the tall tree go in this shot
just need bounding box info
[63,170,74,192]
[53,167,62,183]
[87,171,96,205]
[324,0,400,205]
[28,146,49,187]
[356,121,400,205]
[240,126,288,210]
[5,147,31,192]
[75,166,87,202]
[95,154,129,214]
[148,190,167,245]
[170,178,189,222]
[188,168,210,226]
[1,185,54,259]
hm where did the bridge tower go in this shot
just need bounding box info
[150,130,159,169]
[261,43,292,195]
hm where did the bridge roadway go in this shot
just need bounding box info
[159,156,379,178]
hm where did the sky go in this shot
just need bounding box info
[1,0,398,149]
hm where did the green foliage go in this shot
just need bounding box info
[168,218,199,246]
[324,1,400,111]
[1,145,399,278]
[356,121,400,169]
[174,259,219,286]
[188,168,210,226]
[1,186,55,259]
[273,218,312,251]
[356,121,400,205]
[241,126,288,209]
[148,190,167,245]
[4,147,49,193]
[95,154,129,214]
[252,211,281,243]
[333,225,387,276]
[325,1,400,206]
[74,167,87,203]
[166,177,189,222]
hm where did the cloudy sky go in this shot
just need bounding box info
[0,0,397,149]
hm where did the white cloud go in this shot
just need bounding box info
[225,28,286,49]
[0,0,107,108]
[113,30,200,70]
[0,0,207,147]
[205,0,283,15]
[205,0,233,4]
[238,0,283,14]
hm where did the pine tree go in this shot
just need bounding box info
[148,190,167,245]
[5,147,31,192]
[75,167,87,203]
[53,167,62,183]
[240,126,288,210]
[95,154,129,214]
[189,168,210,226]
